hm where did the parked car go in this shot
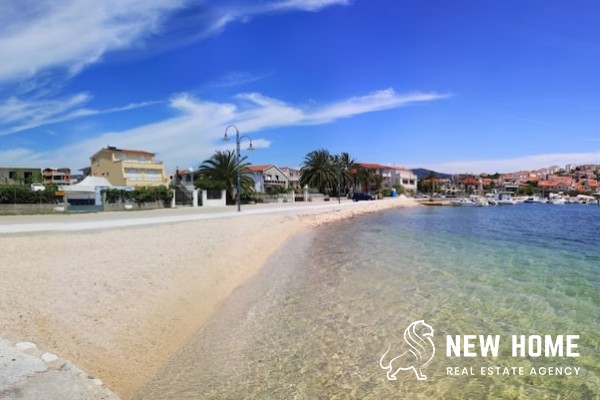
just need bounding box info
[30,183,46,192]
[352,192,374,201]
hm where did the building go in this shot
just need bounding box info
[0,167,42,185]
[246,164,289,193]
[43,168,71,186]
[357,163,418,192]
[89,146,168,187]
[538,180,573,193]
[390,167,418,192]
[280,167,301,191]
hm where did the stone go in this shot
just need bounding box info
[42,352,59,362]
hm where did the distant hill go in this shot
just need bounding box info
[411,168,453,180]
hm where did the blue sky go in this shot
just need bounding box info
[1,0,600,174]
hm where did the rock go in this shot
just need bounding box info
[1,338,120,399]
[15,341,37,351]
[42,352,59,362]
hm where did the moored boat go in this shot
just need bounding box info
[547,193,566,204]
[496,192,516,205]
[450,198,478,207]
[524,196,544,204]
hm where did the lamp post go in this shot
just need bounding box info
[223,124,254,212]
[336,156,341,204]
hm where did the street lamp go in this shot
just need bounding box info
[335,156,341,204]
[223,124,254,212]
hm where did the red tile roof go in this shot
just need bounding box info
[358,162,411,172]
[246,164,274,172]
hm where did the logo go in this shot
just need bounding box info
[379,320,436,381]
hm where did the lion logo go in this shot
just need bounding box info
[379,320,435,381]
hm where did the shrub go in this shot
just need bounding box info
[0,185,58,204]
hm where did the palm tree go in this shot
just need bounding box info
[300,149,337,194]
[338,152,357,195]
[197,150,254,204]
[355,167,375,193]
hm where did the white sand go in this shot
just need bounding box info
[0,197,418,398]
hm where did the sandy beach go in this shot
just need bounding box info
[0,197,418,398]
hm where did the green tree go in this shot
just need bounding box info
[422,171,438,200]
[197,150,254,205]
[337,152,358,194]
[300,149,337,194]
[353,167,382,194]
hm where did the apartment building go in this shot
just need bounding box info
[90,146,168,187]
[246,164,290,193]
[43,168,71,186]
[0,167,42,185]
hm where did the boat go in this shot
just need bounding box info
[496,192,516,205]
[547,193,566,204]
[450,198,478,207]
[485,193,498,206]
[575,194,599,205]
[523,196,544,204]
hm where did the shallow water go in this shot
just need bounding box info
[137,205,600,399]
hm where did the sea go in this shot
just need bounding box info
[135,204,600,400]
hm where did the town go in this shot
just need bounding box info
[1,144,599,213]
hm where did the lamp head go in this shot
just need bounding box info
[247,141,255,151]
[223,132,230,142]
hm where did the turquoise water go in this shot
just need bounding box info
[137,205,599,399]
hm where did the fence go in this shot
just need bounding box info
[0,204,58,215]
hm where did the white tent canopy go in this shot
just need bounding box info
[60,176,113,194]
[60,176,114,203]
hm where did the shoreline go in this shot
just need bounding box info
[0,197,418,398]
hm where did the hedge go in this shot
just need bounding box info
[0,185,58,204]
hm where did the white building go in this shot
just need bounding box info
[246,164,289,193]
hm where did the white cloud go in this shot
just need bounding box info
[211,71,273,88]
[0,94,161,136]
[305,89,451,124]
[0,0,187,85]
[422,151,600,174]
[0,88,447,170]
[266,0,350,12]
[0,0,349,90]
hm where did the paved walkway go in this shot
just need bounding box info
[0,201,358,235]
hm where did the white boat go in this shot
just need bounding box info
[547,193,566,204]
[496,192,516,205]
[471,195,491,206]
[576,194,599,205]
[485,193,498,206]
[523,196,544,204]
[451,198,478,207]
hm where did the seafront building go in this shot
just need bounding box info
[43,168,71,186]
[246,165,290,193]
[357,163,418,192]
[89,146,169,187]
[0,167,42,185]
[279,167,301,192]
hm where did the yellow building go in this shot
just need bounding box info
[90,146,168,187]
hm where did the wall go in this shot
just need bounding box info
[0,204,59,214]
[201,190,227,207]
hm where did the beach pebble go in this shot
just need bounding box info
[16,341,37,351]
[91,378,104,386]
[42,352,59,362]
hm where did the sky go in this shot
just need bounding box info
[1,0,600,174]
